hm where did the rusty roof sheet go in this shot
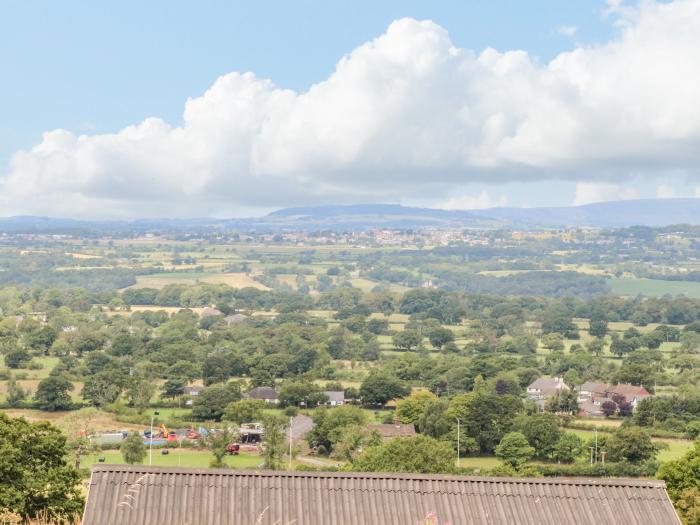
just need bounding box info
[82,465,681,525]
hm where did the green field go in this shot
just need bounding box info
[83,449,263,469]
[610,277,700,298]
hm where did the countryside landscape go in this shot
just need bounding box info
[3,1,700,523]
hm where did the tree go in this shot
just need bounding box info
[192,382,242,421]
[262,415,287,470]
[588,310,609,338]
[223,399,266,424]
[209,428,233,468]
[4,347,30,369]
[449,391,523,453]
[586,337,606,357]
[6,378,26,408]
[418,398,452,438]
[393,329,423,351]
[662,441,700,500]
[278,381,328,408]
[605,427,661,463]
[495,432,535,469]
[673,488,700,525]
[514,414,561,459]
[545,389,578,415]
[82,371,123,407]
[601,400,617,417]
[161,378,186,399]
[60,408,102,469]
[331,424,381,462]
[427,327,455,350]
[541,333,565,353]
[121,431,146,464]
[126,376,157,413]
[360,371,410,406]
[352,435,455,474]
[552,432,583,463]
[34,374,74,411]
[307,405,367,453]
[396,390,437,424]
[0,413,84,520]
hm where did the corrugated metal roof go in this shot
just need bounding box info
[82,465,681,525]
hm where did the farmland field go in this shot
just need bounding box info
[83,449,263,469]
[610,277,700,298]
[129,272,268,290]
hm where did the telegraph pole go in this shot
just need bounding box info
[456,418,461,468]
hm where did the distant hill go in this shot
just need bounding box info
[267,198,700,229]
[0,198,698,233]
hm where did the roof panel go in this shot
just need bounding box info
[82,466,681,525]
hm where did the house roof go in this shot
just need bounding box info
[224,313,248,324]
[201,307,223,317]
[247,386,278,400]
[578,382,609,393]
[367,423,417,438]
[608,383,652,399]
[527,377,569,395]
[82,465,681,525]
[324,390,345,403]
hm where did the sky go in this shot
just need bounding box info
[1,0,699,218]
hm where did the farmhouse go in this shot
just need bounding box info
[224,313,249,325]
[81,465,681,525]
[246,386,279,404]
[577,382,653,414]
[526,377,569,400]
[323,390,346,406]
[201,306,224,317]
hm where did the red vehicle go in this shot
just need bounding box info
[226,443,240,455]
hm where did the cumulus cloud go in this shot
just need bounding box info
[573,182,638,206]
[441,191,509,210]
[3,0,700,217]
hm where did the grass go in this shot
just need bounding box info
[83,449,263,469]
[610,277,700,298]
[457,456,501,470]
[130,271,269,290]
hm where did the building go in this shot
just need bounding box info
[82,465,681,525]
[246,386,279,404]
[183,385,201,406]
[577,382,653,414]
[201,306,223,317]
[323,390,345,406]
[527,377,569,400]
[224,313,249,325]
[366,423,416,440]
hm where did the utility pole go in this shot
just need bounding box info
[595,429,598,464]
[288,416,293,470]
[456,418,461,468]
[149,410,160,466]
[149,415,154,466]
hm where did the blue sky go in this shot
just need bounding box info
[1,0,697,217]
[0,1,610,163]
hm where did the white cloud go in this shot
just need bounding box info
[656,183,679,198]
[3,0,700,217]
[557,25,578,36]
[573,182,638,206]
[441,191,509,210]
